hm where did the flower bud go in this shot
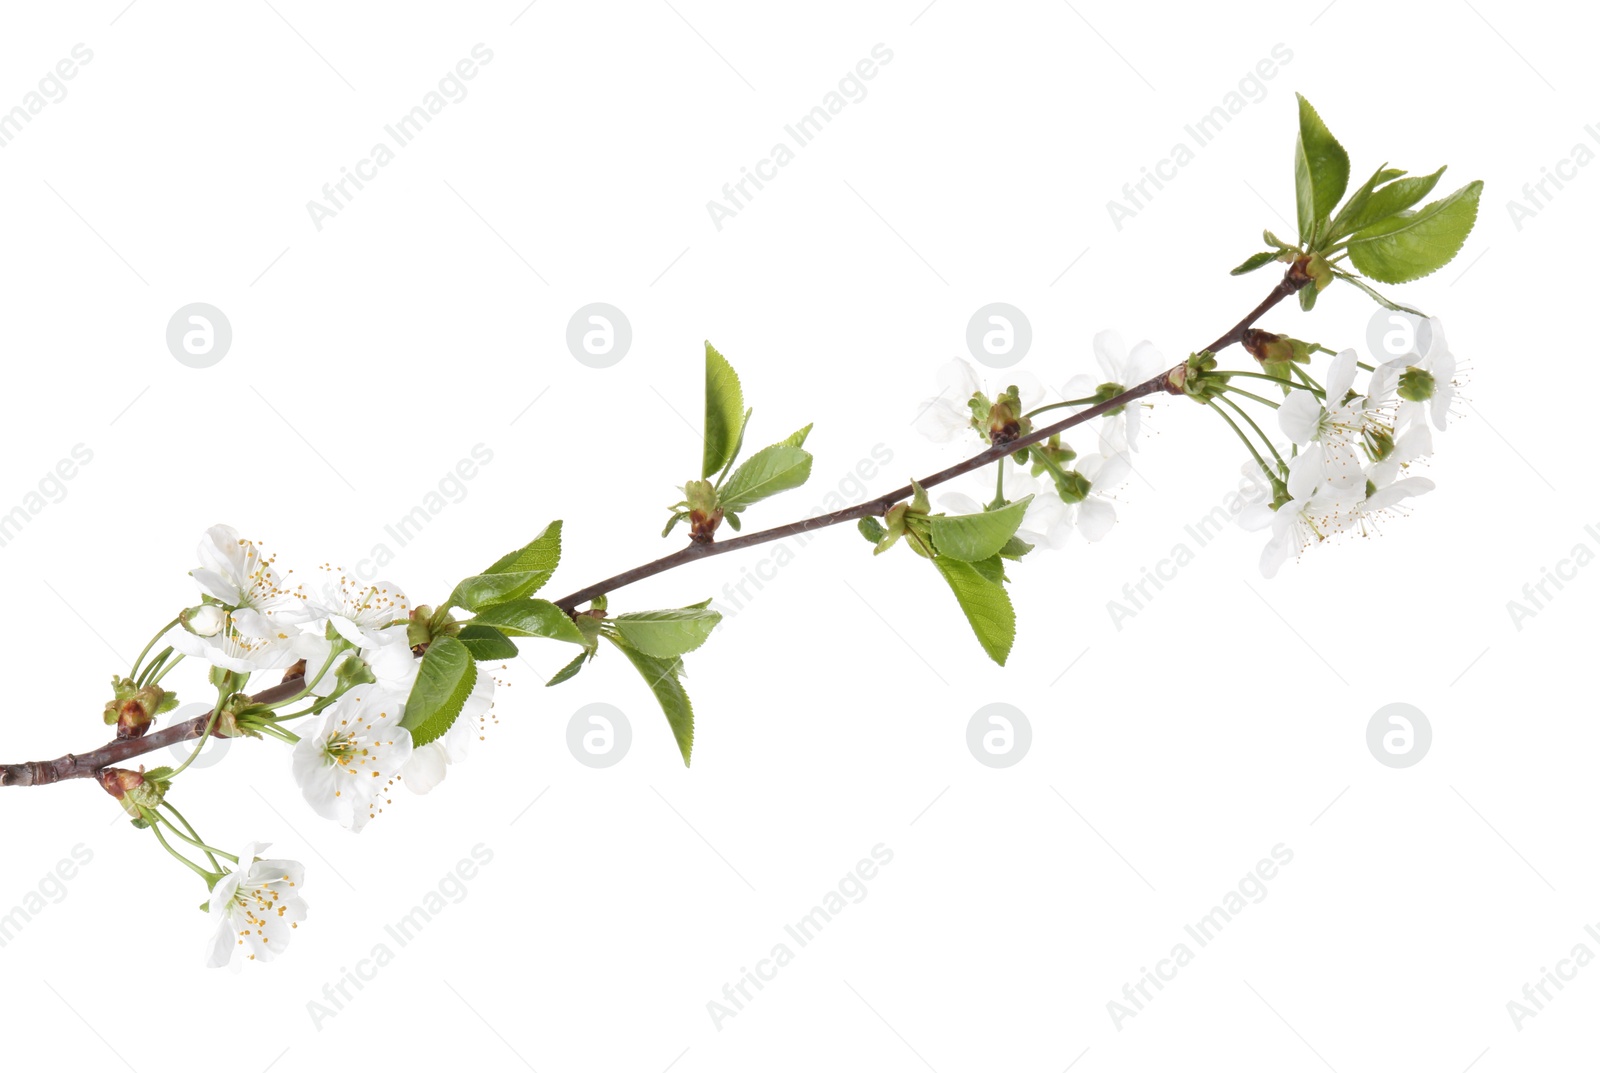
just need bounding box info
[99,766,167,819]
[408,605,435,649]
[986,387,1033,446]
[1241,329,1298,366]
[181,603,227,638]
[102,677,175,739]
[98,766,144,800]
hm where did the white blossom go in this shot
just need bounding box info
[291,688,413,831]
[204,842,307,970]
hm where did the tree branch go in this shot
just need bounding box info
[0,677,308,788]
[0,269,1307,789]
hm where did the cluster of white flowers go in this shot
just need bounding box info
[913,322,1460,577]
[154,525,500,967]
[1238,319,1459,577]
[163,526,494,812]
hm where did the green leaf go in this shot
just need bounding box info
[781,423,813,448]
[1329,163,1402,233]
[662,511,689,538]
[1328,163,1404,236]
[1230,251,1279,276]
[858,516,887,543]
[400,636,478,748]
[998,534,1034,561]
[932,557,1016,666]
[928,496,1032,562]
[1294,94,1349,242]
[1338,166,1447,237]
[713,408,754,488]
[607,637,694,766]
[612,607,721,658]
[1332,270,1425,315]
[718,443,813,513]
[703,343,745,480]
[1347,180,1483,284]
[546,651,587,687]
[1299,285,1318,312]
[448,521,563,612]
[1263,229,1293,250]
[970,553,1007,586]
[458,624,518,661]
[471,598,586,645]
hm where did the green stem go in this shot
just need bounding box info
[1207,399,1276,484]
[155,809,235,864]
[130,619,179,681]
[147,814,220,885]
[1220,369,1321,397]
[1029,446,1078,495]
[146,653,184,686]
[160,803,227,870]
[136,648,171,688]
[1025,395,1104,420]
[167,704,222,780]
[1290,364,1325,396]
[254,723,301,744]
[1220,384,1282,410]
[1217,394,1286,471]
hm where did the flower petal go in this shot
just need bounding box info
[1326,349,1358,400]
[1278,392,1321,444]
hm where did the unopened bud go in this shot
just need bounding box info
[688,508,723,544]
[102,677,175,739]
[180,603,226,638]
[986,387,1032,446]
[98,767,144,800]
[99,766,166,819]
[408,605,435,649]
[1243,329,1314,367]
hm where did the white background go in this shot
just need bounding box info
[0,1,1593,1070]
